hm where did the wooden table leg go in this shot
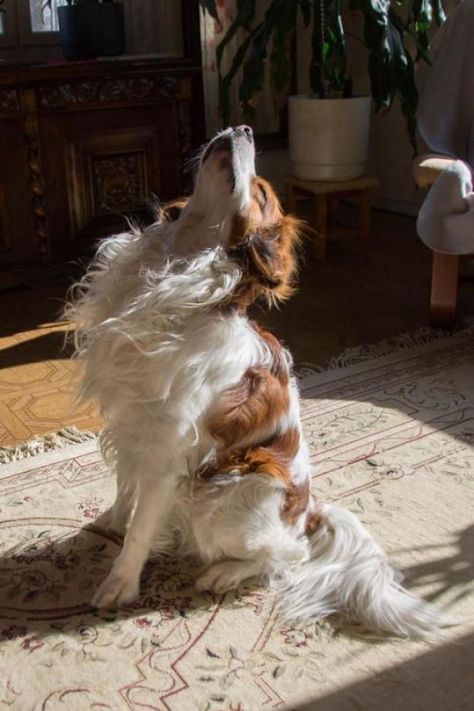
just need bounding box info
[314,194,328,260]
[359,188,372,253]
[429,252,459,328]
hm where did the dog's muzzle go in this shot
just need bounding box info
[202,125,254,163]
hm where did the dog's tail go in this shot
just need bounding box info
[275,502,449,636]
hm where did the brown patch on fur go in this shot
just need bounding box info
[227,177,302,310]
[200,429,300,484]
[281,482,321,530]
[281,478,309,524]
[206,323,289,450]
[207,367,289,450]
[202,322,318,529]
[251,322,289,384]
[305,506,321,536]
[240,176,283,230]
[200,428,318,530]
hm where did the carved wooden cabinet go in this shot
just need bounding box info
[0,57,204,266]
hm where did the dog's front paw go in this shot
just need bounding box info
[92,568,139,609]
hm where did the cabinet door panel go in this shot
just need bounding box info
[39,103,180,261]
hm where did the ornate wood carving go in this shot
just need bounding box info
[39,76,178,109]
[177,100,193,193]
[0,89,20,113]
[0,182,7,252]
[0,55,203,266]
[24,113,50,260]
[66,127,159,233]
[92,154,146,214]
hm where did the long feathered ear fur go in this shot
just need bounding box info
[229,215,302,308]
[246,233,286,288]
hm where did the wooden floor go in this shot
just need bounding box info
[0,277,101,446]
[1,209,473,447]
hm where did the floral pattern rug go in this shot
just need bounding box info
[1,331,473,710]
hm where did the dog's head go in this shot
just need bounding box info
[166,126,301,308]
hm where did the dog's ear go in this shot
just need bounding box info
[230,216,301,307]
[246,233,285,289]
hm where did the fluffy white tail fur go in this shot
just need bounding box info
[276,502,447,637]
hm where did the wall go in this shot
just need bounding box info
[123,0,183,57]
[256,148,291,201]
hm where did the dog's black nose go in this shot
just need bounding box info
[235,125,253,142]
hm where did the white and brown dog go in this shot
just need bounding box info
[70,126,444,636]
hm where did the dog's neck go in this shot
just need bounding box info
[170,209,229,257]
[170,175,250,257]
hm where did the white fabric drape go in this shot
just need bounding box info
[416,0,474,255]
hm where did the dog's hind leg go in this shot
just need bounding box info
[195,558,265,593]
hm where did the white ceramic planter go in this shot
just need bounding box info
[289,95,371,182]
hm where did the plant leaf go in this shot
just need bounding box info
[239,0,285,119]
[430,0,446,26]
[269,0,297,104]
[216,0,257,70]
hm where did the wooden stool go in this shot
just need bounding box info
[284,175,380,259]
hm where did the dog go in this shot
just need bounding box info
[69,126,445,636]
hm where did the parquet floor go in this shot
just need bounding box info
[0,277,101,446]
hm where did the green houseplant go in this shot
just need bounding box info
[42,0,125,59]
[200,0,445,180]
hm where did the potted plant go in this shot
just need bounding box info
[42,0,125,60]
[199,0,445,181]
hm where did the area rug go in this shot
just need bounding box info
[1,330,473,710]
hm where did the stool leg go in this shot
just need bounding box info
[430,252,459,328]
[359,188,372,253]
[328,195,339,233]
[285,184,297,215]
[314,194,328,260]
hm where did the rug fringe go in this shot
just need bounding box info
[0,426,97,465]
[2,325,472,463]
[295,324,473,378]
